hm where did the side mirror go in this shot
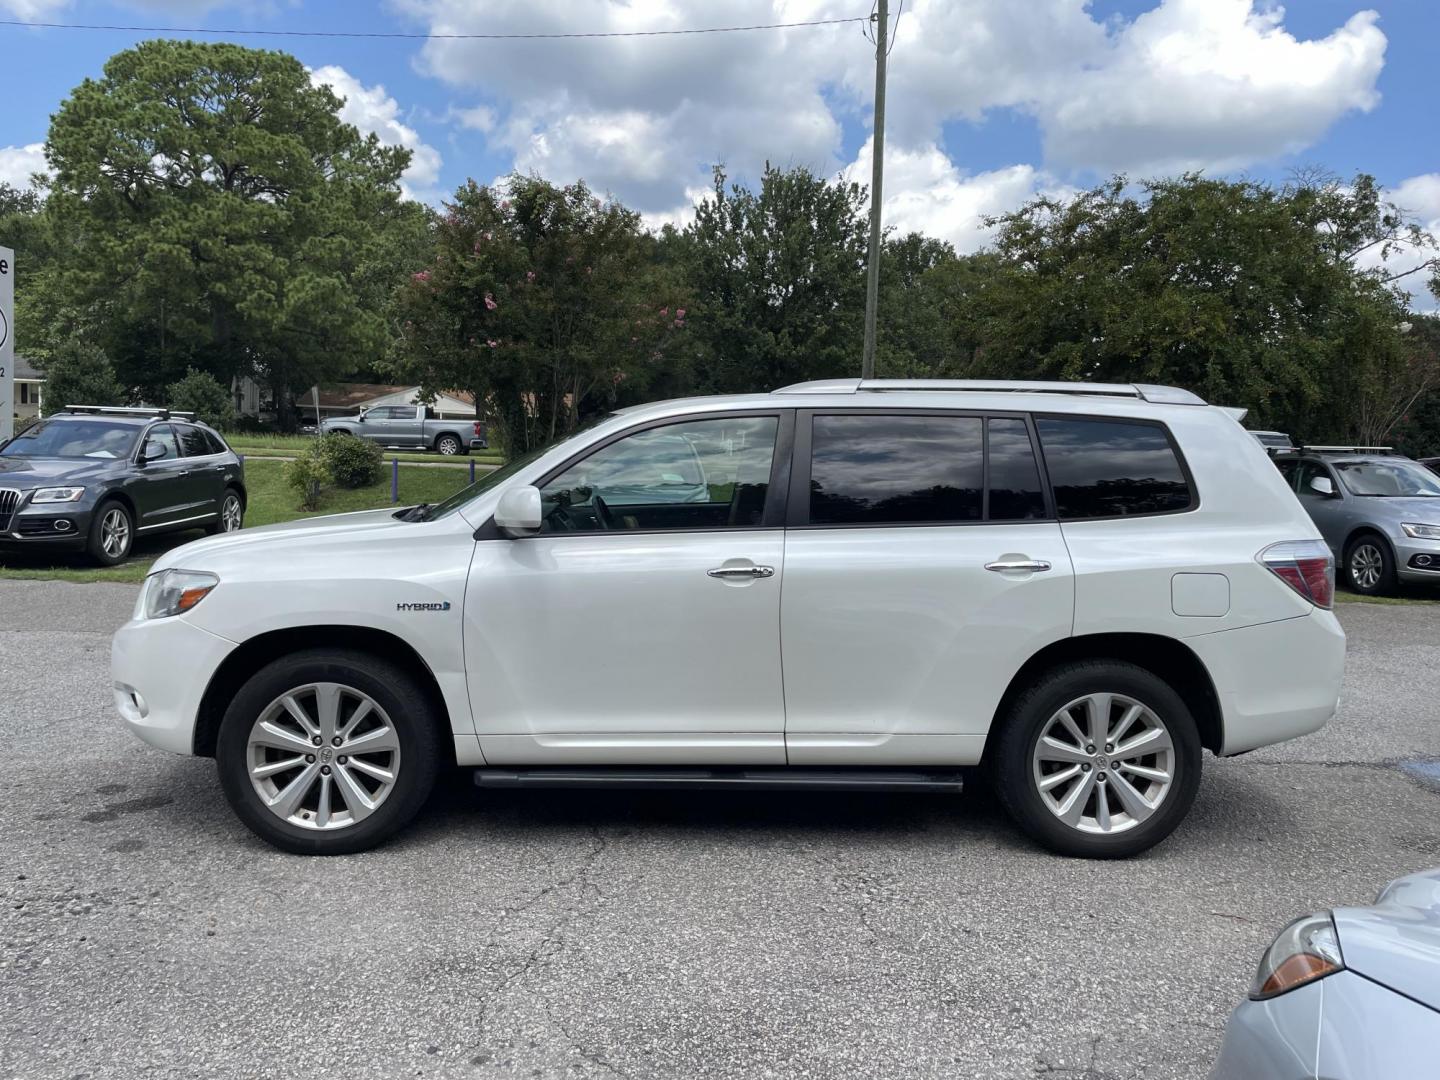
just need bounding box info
[494,485,543,537]
[139,439,163,464]
[1309,476,1336,497]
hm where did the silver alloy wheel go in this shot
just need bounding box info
[1350,543,1384,591]
[100,507,131,559]
[220,494,243,532]
[437,436,459,455]
[246,682,401,831]
[1031,692,1175,835]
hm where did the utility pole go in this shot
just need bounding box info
[860,0,888,381]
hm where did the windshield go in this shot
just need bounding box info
[421,416,619,521]
[1333,459,1440,497]
[1,419,141,460]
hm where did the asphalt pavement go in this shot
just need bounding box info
[2,581,1438,1079]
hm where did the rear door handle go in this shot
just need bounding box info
[985,559,1052,573]
[707,566,775,579]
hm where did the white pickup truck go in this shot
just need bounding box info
[320,405,486,456]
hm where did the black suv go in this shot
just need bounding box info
[0,407,246,565]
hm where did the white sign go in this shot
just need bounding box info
[0,245,12,443]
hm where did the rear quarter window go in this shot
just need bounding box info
[1036,417,1194,519]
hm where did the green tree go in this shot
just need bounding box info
[42,40,413,419]
[873,232,963,377]
[392,176,689,454]
[37,339,126,414]
[682,164,868,392]
[961,173,1419,440]
[166,367,236,429]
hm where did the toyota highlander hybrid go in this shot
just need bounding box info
[110,379,1347,857]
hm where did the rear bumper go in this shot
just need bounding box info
[111,614,238,755]
[469,438,488,450]
[1187,609,1346,756]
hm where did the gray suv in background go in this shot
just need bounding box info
[320,405,486,455]
[1274,446,1440,595]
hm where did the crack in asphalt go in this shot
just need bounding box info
[471,825,612,1042]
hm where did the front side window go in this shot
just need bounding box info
[1295,461,1334,497]
[142,424,180,463]
[540,416,778,533]
[809,414,983,525]
[1,419,139,460]
[1036,417,1193,519]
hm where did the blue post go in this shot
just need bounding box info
[469,459,476,483]
[391,458,399,503]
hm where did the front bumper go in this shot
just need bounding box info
[1187,608,1346,756]
[0,498,94,549]
[1394,534,1440,583]
[1210,970,1440,1078]
[111,614,238,755]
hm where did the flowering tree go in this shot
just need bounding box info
[391,176,689,454]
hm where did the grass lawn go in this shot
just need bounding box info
[226,432,505,467]
[0,458,479,584]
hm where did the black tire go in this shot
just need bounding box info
[1344,533,1396,596]
[216,649,442,855]
[204,488,245,536]
[85,498,134,566]
[434,433,464,456]
[992,660,1202,859]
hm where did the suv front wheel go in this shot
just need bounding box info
[1345,534,1395,596]
[216,649,442,854]
[993,661,1201,858]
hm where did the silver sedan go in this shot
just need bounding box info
[1210,868,1440,1078]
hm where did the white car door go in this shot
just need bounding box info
[780,411,1075,766]
[464,412,792,765]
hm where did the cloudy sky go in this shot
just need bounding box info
[0,1,1435,302]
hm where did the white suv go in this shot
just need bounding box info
[111,380,1345,858]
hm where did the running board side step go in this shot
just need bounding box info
[473,768,964,793]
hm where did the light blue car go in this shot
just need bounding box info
[1274,447,1440,595]
[1211,868,1440,1078]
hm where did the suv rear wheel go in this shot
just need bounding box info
[216,650,442,854]
[1345,534,1395,596]
[993,660,1201,858]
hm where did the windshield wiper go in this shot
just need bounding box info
[400,503,432,522]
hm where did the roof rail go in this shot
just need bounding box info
[1300,444,1395,455]
[52,405,195,421]
[771,378,1206,405]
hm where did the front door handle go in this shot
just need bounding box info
[985,559,1052,573]
[707,566,775,579]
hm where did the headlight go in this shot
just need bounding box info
[1249,912,1344,1000]
[30,487,86,504]
[141,569,219,619]
[1401,522,1440,540]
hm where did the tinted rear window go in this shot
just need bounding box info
[176,425,211,457]
[809,414,983,525]
[986,418,1047,521]
[1036,417,1193,519]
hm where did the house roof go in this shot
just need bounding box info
[312,383,414,409]
[312,383,478,412]
[13,354,42,381]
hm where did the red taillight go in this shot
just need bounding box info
[473,421,484,437]
[1258,541,1334,609]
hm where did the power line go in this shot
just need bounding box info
[0,15,868,41]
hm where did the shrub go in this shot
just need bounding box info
[318,431,383,488]
[38,339,125,415]
[284,442,330,511]
[166,368,236,429]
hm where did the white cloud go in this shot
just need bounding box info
[394,0,1386,244]
[308,64,443,201]
[0,143,46,190]
[0,0,66,17]
[1371,174,1440,312]
[1040,0,1386,175]
[844,139,1073,253]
